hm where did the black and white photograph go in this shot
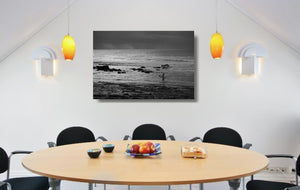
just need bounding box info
[93,31,195,99]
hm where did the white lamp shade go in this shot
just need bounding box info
[32,46,57,77]
[237,42,266,76]
[38,58,54,76]
[241,56,259,75]
[237,42,267,58]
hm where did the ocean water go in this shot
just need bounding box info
[93,49,194,87]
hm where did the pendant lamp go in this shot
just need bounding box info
[62,1,76,61]
[210,32,224,59]
[210,0,224,59]
[62,34,75,61]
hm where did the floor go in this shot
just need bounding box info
[61,168,296,190]
[2,165,296,190]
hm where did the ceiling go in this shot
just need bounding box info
[0,0,299,63]
[228,0,300,54]
[0,0,71,63]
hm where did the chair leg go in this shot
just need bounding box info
[3,182,11,190]
[7,183,12,190]
[48,178,61,190]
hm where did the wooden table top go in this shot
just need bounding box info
[22,140,268,185]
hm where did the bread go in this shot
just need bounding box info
[182,145,207,158]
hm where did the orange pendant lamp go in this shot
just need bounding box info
[210,0,224,59]
[62,0,76,61]
[210,32,224,59]
[62,34,76,61]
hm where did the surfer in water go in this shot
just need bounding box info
[159,72,165,81]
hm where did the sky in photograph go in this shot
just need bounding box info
[93,31,194,50]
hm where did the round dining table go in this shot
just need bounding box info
[22,140,268,190]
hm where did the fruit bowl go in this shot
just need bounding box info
[125,143,161,157]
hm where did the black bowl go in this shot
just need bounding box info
[103,144,115,153]
[87,149,101,158]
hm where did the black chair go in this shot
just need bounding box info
[123,124,175,190]
[190,127,252,149]
[247,154,300,190]
[0,147,49,190]
[123,123,175,140]
[190,127,252,190]
[48,126,108,147]
[48,126,108,190]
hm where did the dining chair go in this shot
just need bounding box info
[123,123,175,190]
[0,147,49,190]
[246,154,300,190]
[48,126,108,147]
[123,123,175,140]
[190,127,252,190]
[48,126,108,190]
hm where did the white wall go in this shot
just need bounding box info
[1,0,300,189]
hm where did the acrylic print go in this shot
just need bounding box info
[93,31,194,99]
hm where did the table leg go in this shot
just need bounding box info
[242,177,245,190]
[199,183,204,190]
[48,178,61,190]
[88,183,93,190]
[189,184,192,190]
[228,178,241,190]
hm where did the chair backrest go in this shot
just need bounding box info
[132,124,167,140]
[56,126,96,146]
[203,127,243,148]
[0,147,8,174]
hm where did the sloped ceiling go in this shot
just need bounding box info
[228,0,300,54]
[0,0,299,63]
[0,0,70,63]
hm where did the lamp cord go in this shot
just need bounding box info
[216,0,218,33]
[67,0,70,35]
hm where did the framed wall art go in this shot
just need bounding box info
[93,31,194,100]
